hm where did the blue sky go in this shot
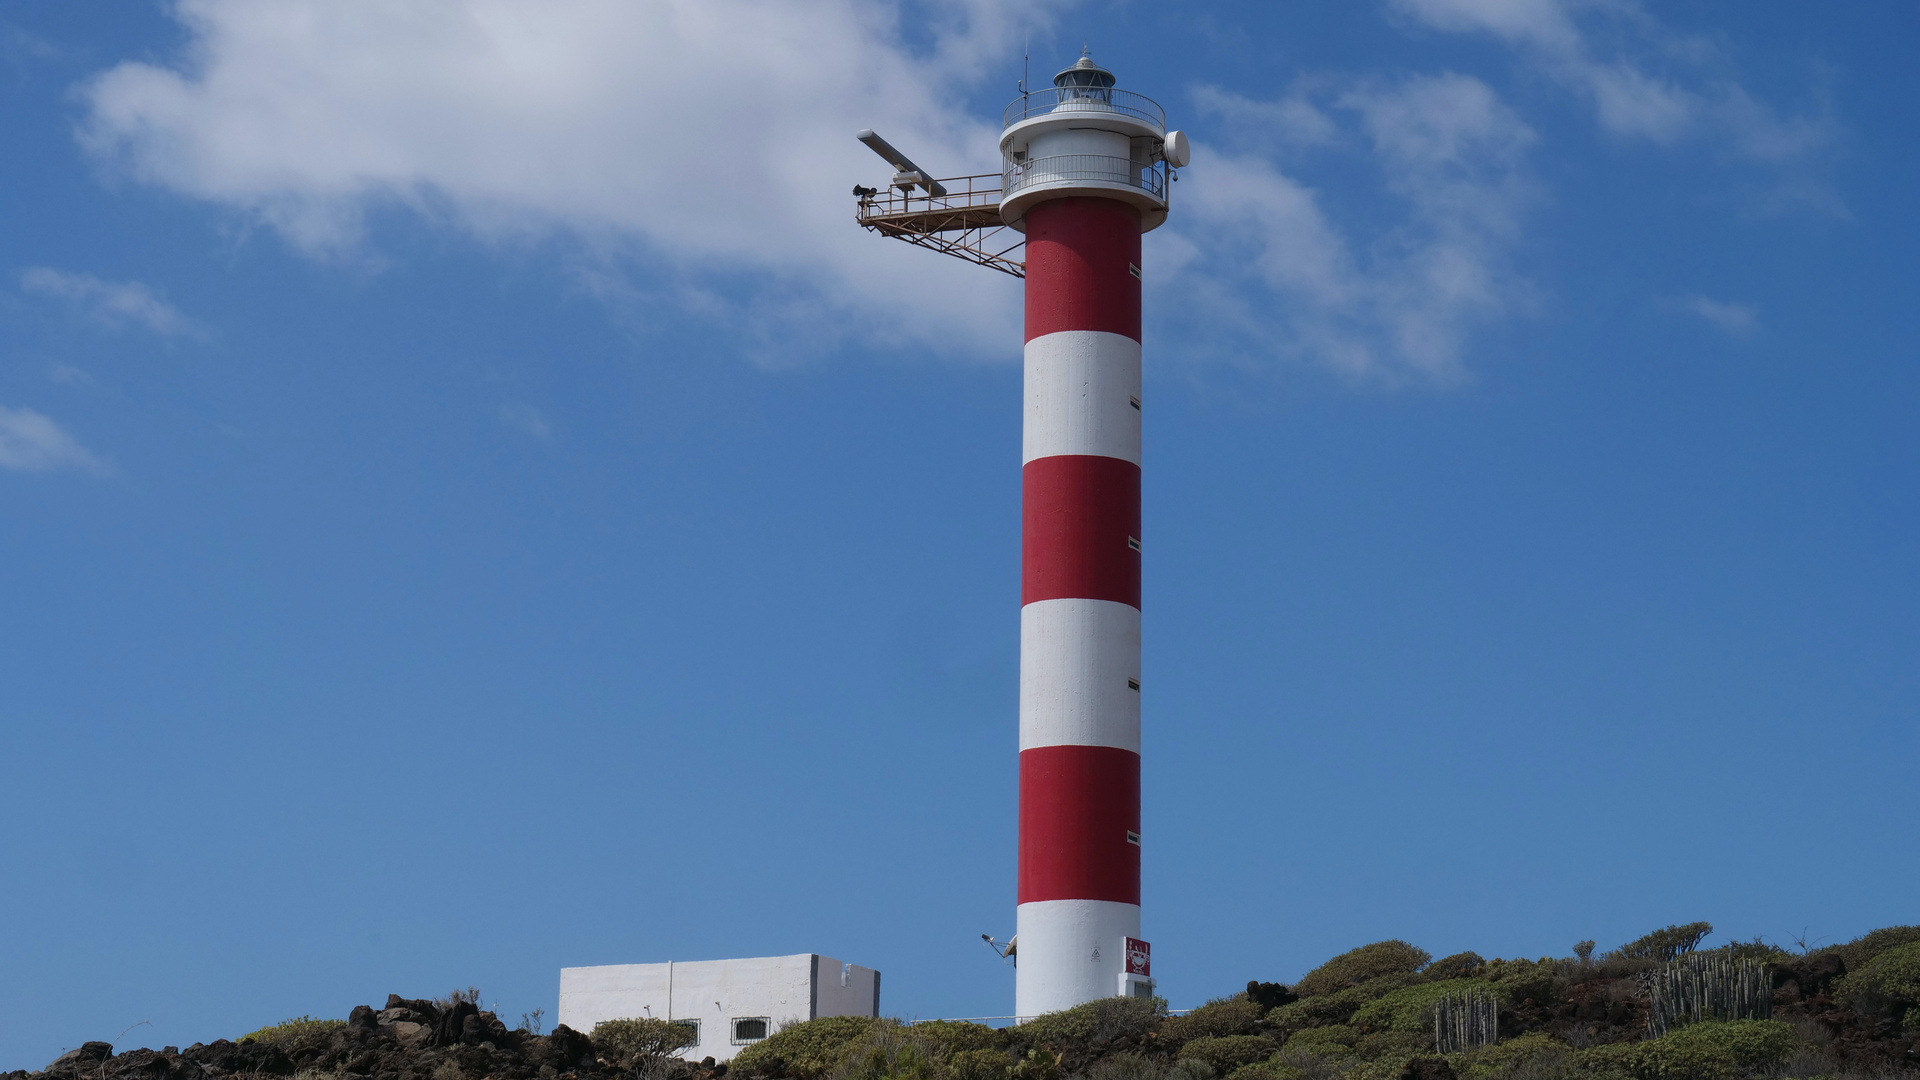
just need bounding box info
[2,0,1916,1068]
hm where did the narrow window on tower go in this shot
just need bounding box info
[1127,831,1142,846]
[1127,536,1142,552]
[1128,263,1141,280]
[1129,396,1141,411]
[1127,677,1141,692]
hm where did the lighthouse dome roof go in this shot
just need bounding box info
[1053,51,1116,90]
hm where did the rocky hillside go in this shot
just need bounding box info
[8,923,1916,1080]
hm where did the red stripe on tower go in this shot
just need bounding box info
[1024,198,1143,343]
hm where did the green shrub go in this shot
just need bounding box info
[1482,958,1560,1005]
[1179,1035,1277,1074]
[1011,996,1164,1048]
[1226,1043,1354,1080]
[1293,942,1432,998]
[832,1026,941,1080]
[1445,1033,1566,1080]
[1572,1019,1794,1080]
[1281,1026,1355,1050]
[238,1017,346,1046]
[1268,974,1423,1038]
[1009,1048,1060,1080]
[1222,1060,1308,1080]
[1166,1059,1215,1080]
[1163,997,1266,1042]
[590,1018,701,1065]
[1425,953,1486,981]
[1349,979,1502,1034]
[731,1016,888,1078]
[1085,1052,1162,1080]
[1349,1030,1427,1063]
[1834,926,1920,974]
[946,1048,1014,1080]
[907,1022,1008,1056]
[1834,941,1920,1018]
[1612,923,1713,963]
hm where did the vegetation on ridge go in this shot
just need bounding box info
[9,923,1919,1080]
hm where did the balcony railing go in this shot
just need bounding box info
[1003,87,1166,133]
[1002,154,1168,203]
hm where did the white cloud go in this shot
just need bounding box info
[1677,295,1757,337]
[499,403,552,438]
[21,267,204,337]
[0,405,106,473]
[1193,82,1339,148]
[48,363,97,386]
[1167,73,1537,380]
[1391,0,1835,166]
[76,0,1065,357]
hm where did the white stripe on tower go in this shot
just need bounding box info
[1023,331,1142,467]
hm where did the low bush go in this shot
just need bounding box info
[1222,1061,1307,1080]
[906,1022,1007,1057]
[1611,924,1713,963]
[1293,942,1432,999]
[1426,953,1486,981]
[1350,979,1503,1035]
[1166,1059,1215,1080]
[1239,1046,1349,1080]
[1010,996,1164,1050]
[1482,958,1560,1006]
[731,1016,887,1079]
[946,1047,1014,1080]
[1443,1032,1566,1080]
[1833,925,1920,974]
[832,1025,941,1080]
[238,1017,347,1046]
[1163,997,1266,1043]
[1280,1026,1355,1051]
[1083,1053,1160,1080]
[1834,941,1920,1019]
[1348,1029,1427,1063]
[1572,1018,1794,1080]
[1178,1036,1276,1074]
[1268,976,1423,1037]
[589,1018,700,1067]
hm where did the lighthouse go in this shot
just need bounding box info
[1004,51,1183,1017]
[854,51,1188,1017]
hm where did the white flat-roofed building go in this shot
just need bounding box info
[557,954,880,1062]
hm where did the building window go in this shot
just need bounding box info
[732,1018,770,1044]
[671,1019,700,1046]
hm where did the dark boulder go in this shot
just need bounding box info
[44,1044,116,1078]
[1775,953,1847,1000]
[385,995,443,1024]
[524,1026,595,1072]
[347,1005,379,1033]
[1246,981,1297,1010]
[101,1049,205,1080]
[432,1001,479,1048]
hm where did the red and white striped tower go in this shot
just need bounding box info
[1001,53,1188,1017]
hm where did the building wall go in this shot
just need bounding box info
[557,954,879,1062]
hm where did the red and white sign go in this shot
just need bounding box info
[1125,938,1151,977]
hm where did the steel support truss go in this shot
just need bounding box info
[855,173,1025,278]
